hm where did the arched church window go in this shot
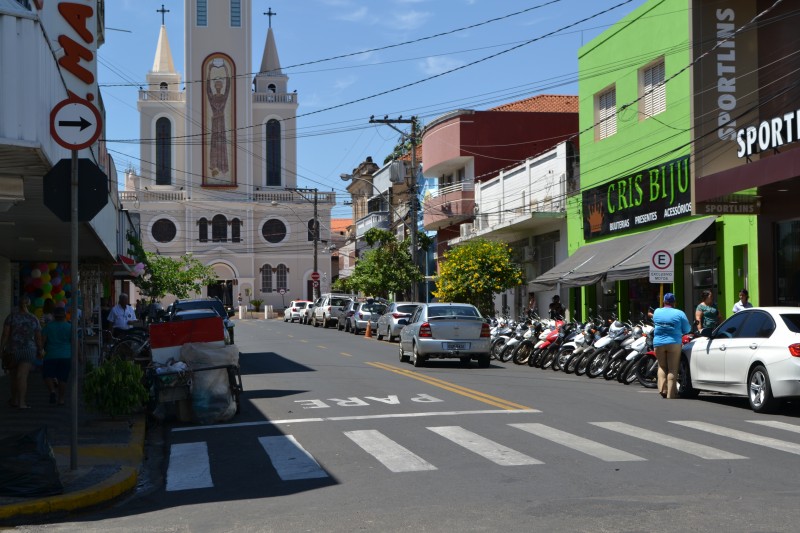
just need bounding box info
[212,214,228,242]
[198,218,208,242]
[266,119,281,186]
[159,82,168,100]
[261,219,286,244]
[276,264,288,291]
[155,117,172,185]
[268,84,276,93]
[307,219,319,242]
[231,218,242,243]
[261,263,272,293]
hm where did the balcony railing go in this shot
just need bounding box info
[356,211,390,239]
[119,191,187,202]
[138,90,185,102]
[119,189,336,204]
[426,180,474,199]
[253,92,298,104]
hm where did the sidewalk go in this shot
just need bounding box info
[0,368,145,522]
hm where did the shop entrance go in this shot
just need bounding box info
[776,220,800,306]
[687,242,719,313]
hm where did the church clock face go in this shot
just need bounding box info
[262,219,287,243]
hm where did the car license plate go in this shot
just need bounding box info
[445,342,469,350]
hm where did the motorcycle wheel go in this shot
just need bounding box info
[587,349,609,379]
[563,350,580,374]
[512,341,533,365]
[623,355,643,384]
[541,347,557,370]
[554,349,571,371]
[603,350,626,380]
[574,350,593,376]
[527,348,542,367]
[491,338,507,361]
[636,355,658,388]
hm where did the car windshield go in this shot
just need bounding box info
[428,306,480,319]
[331,297,350,306]
[174,300,225,317]
[296,302,308,309]
[365,303,386,314]
[781,314,800,333]
[397,304,419,314]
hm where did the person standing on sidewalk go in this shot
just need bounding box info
[695,289,721,333]
[1,296,44,409]
[653,292,692,399]
[42,306,72,405]
[732,288,753,314]
[107,293,137,338]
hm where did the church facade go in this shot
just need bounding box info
[123,0,334,309]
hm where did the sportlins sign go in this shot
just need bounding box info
[582,155,691,240]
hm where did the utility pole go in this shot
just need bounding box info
[369,115,419,300]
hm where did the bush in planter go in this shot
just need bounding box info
[83,357,149,418]
[250,299,264,312]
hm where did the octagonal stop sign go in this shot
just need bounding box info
[43,158,109,222]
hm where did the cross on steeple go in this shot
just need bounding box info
[264,7,277,28]
[157,4,170,25]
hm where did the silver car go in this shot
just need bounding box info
[398,303,491,368]
[375,302,422,342]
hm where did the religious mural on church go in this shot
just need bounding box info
[202,53,236,186]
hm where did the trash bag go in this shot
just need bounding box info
[0,427,63,497]
[180,343,239,424]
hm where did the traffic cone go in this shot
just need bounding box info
[365,321,373,338]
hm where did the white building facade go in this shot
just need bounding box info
[124,1,334,309]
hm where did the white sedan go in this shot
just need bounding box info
[398,303,491,368]
[679,307,800,413]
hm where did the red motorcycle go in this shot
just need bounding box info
[636,332,695,388]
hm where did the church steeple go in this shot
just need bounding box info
[152,24,177,74]
[254,25,289,94]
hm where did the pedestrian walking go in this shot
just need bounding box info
[695,290,721,333]
[41,306,72,405]
[653,292,691,399]
[0,296,44,409]
[732,288,753,314]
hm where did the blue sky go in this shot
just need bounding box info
[99,0,647,218]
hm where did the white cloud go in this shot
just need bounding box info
[333,76,357,91]
[337,6,370,22]
[418,56,466,76]
[393,10,431,30]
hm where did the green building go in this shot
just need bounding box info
[531,0,758,323]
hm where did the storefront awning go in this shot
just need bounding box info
[529,217,715,290]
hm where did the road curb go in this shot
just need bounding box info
[0,415,146,521]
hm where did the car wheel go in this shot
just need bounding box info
[749,364,778,413]
[322,315,329,328]
[284,316,288,322]
[478,354,490,368]
[388,332,396,343]
[399,343,410,363]
[352,323,359,335]
[376,326,384,341]
[677,357,700,399]
[412,344,425,367]
[344,321,350,333]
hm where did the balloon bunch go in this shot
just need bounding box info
[21,262,73,318]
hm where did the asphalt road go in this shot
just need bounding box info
[21,319,800,532]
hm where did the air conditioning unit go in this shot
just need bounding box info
[460,223,474,238]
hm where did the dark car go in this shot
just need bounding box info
[170,297,236,343]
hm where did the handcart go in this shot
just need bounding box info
[147,363,243,416]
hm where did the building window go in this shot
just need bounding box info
[261,263,272,293]
[152,218,177,243]
[641,59,666,118]
[231,218,242,243]
[155,117,172,185]
[276,264,287,291]
[159,82,168,100]
[596,87,617,140]
[197,0,207,26]
[266,119,281,186]
[230,0,241,27]
[262,219,287,243]
[212,214,228,242]
[198,218,208,242]
[268,84,276,93]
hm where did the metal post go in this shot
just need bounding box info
[70,150,79,470]
[410,117,419,302]
[313,188,319,300]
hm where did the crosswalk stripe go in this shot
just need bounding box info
[258,435,329,480]
[510,423,645,462]
[427,426,542,466]
[748,420,800,434]
[672,421,800,455]
[592,422,747,460]
[166,442,214,491]
[344,429,437,472]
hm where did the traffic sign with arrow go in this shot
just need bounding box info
[50,94,102,151]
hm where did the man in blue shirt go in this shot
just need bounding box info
[652,292,691,399]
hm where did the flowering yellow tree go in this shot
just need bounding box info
[433,239,524,317]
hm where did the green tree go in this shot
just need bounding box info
[433,239,524,317]
[126,234,218,300]
[383,120,422,165]
[346,228,431,299]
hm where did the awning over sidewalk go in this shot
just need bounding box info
[529,217,715,290]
